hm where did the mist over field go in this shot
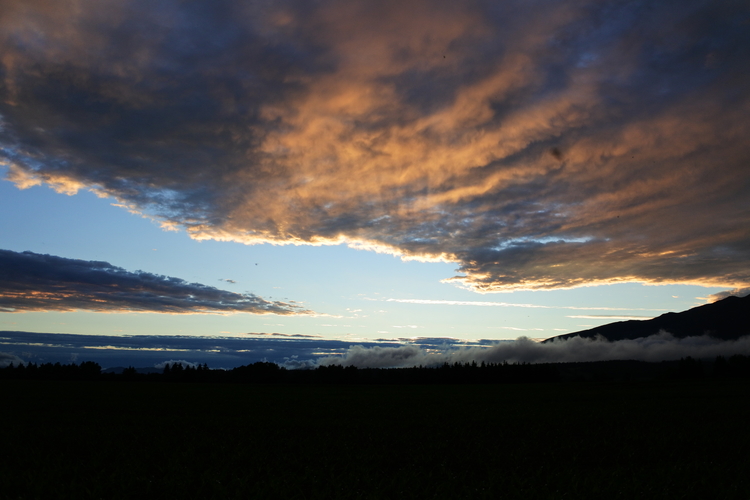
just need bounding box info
[315,332,750,369]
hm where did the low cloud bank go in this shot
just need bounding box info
[5,330,750,371]
[0,249,312,315]
[0,351,25,368]
[0,330,379,369]
[708,288,750,302]
[318,332,750,368]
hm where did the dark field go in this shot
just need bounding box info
[3,379,750,499]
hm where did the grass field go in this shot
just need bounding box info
[3,379,750,499]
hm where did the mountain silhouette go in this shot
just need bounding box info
[544,294,749,343]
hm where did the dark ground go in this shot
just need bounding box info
[3,379,750,499]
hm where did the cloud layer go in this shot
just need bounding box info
[318,332,750,368]
[0,249,312,314]
[7,330,749,370]
[2,0,749,290]
[0,330,394,368]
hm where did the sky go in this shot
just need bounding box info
[1,0,749,368]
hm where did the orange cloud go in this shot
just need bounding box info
[1,0,749,291]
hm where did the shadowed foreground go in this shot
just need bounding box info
[2,379,750,499]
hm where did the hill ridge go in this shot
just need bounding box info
[543,294,749,343]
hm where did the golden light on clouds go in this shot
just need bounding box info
[2,0,749,292]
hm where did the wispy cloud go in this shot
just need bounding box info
[0,249,313,315]
[244,332,323,339]
[1,0,748,291]
[566,315,654,320]
[387,298,551,308]
[0,331,396,368]
[386,298,662,312]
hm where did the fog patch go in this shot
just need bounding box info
[0,351,25,367]
[318,332,750,368]
[279,356,317,370]
[318,345,426,368]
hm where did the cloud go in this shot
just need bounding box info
[385,298,662,311]
[318,332,750,368]
[1,0,749,291]
[279,356,318,370]
[0,249,313,315]
[566,315,653,320]
[5,329,749,370]
[0,330,398,368]
[706,288,750,303]
[245,332,323,338]
[0,351,25,367]
[319,344,425,369]
[387,298,551,308]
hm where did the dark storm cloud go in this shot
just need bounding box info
[2,0,749,291]
[0,249,312,314]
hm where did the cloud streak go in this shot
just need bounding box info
[0,249,313,315]
[0,330,397,368]
[245,332,323,338]
[1,0,749,291]
[566,315,653,320]
[385,298,662,311]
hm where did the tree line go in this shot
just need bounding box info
[2,355,750,383]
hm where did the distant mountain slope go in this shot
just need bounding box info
[544,294,750,343]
